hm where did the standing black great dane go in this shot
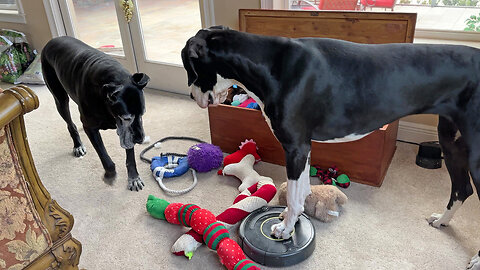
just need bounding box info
[182,26,480,269]
[42,36,149,191]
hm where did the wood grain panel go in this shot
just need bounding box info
[239,9,417,43]
[242,17,409,43]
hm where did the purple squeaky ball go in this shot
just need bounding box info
[187,143,223,172]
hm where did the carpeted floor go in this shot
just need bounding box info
[18,84,480,269]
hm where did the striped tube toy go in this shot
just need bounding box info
[146,195,260,270]
[171,154,276,258]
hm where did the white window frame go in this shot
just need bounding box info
[0,0,26,24]
[262,0,480,42]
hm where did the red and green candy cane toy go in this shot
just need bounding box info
[146,195,260,270]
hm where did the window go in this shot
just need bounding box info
[0,0,17,11]
[0,0,25,23]
[279,0,480,42]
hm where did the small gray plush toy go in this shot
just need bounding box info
[278,182,347,222]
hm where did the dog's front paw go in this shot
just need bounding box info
[467,252,480,270]
[279,207,288,220]
[104,170,117,179]
[271,221,294,239]
[427,213,448,228]
[73,145,86,157]
[128,176,144,191]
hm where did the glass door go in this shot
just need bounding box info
[128,0,204,94]
[58,0,209,94]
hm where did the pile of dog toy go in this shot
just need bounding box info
[146,139,276,269]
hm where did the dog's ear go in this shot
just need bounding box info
[103,83,121,104]
[131,73,150,89]
[182,37,207,86]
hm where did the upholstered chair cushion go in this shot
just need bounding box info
[0,126,52,269]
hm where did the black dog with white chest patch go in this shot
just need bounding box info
[41,36,149,191]
[182,26,480,269]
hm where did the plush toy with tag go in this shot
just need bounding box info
[278,182,347,222]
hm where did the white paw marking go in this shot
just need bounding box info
[279,207,288,219]
[73,145,86,157]
[271,221,292,240]
[428,201,462,228]
[467,253,480,270]
[271,153,311,239]
[427,213,447,228]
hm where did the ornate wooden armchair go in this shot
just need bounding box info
[0,85,82,269]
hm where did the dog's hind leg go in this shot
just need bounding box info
[42,61,86,157]
[271,144,311,239]
[428,116,473,228]
[84,127,116,179]
[466,131,480,269]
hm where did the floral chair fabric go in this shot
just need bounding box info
[0,126,52,269]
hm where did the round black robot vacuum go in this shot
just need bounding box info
[238,206,315,267]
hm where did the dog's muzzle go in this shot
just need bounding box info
[116,114,144,149]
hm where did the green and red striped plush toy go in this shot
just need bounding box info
[146,195,260,270]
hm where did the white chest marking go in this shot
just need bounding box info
[233,80,372,143]
[317,132,372,143]
[233,80,274,131]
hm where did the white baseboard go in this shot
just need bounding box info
[397,121,438,143]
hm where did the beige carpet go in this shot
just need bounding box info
[17,84,480,269]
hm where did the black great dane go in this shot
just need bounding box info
[182,26,480,269]
[42,36,149,191]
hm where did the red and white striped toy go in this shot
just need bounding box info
[172,154,277,257]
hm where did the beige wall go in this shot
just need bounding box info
[213,0,260,30]
[402,114,438,126]
[0,0,53,51]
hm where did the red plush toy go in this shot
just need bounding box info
[222,139,261,167]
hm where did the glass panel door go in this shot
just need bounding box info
[70,0,125,56]
[128,0,204,93]
[136,0,202,65]
[57,0,210,93]
[59,0,136,72]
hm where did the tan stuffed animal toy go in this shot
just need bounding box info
[278,182,348,222]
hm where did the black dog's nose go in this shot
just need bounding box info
[190,93,194,100]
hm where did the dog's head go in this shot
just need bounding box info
[104,73,150,149]
[181,25,234,108]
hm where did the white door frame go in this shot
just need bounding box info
[43,0,215,94]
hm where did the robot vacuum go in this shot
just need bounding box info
[238,206,316,267]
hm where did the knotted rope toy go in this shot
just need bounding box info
[171,154,276,258]
[310,165,351,188]
[140,137,223,195]
[146,195,260,270]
